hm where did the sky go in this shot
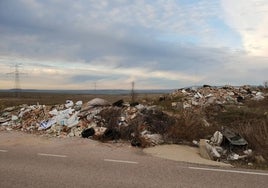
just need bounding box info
[0,0,268,90]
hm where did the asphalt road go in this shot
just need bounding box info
[0,131,267,188]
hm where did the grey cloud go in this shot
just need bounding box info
[69,75,104,83]
[0,0,267,89]
[0,0,222,61]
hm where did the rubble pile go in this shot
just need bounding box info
[196,127,254,163]
[0,85,267,166]
[77,100,176,147]
[0,98,175,147]
[170,85,266,109]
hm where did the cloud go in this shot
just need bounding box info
[0,0,267,89]
[221,0,268,56]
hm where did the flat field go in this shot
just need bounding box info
[0,91,161,111]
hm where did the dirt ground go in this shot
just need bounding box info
[143,144,232,167]
[1,130,231,167]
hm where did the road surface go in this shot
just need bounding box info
[0,131,267,188]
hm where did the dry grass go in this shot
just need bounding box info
[0,91,161,111]
[164,110,219,144]
[210,99,268,160]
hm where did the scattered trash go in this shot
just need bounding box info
[206,142,221,159]
[102,128,121,141]
[87,98,110,107]
[75,101,83,106]
[244,149,253,156]
[210,131,223,146]
[11,115,19,121]
[0,85,267,167]
[65,100,74,108]
[192,140,199,147]
[198,128,251,162]
[81,128,95,138]
[140,130,164,146]
[74,101,83,111]
[39,119,57,130]
[66,111,79,128]
[222,127,248,146]
[113,99,124,107]
[228,153,240,160]
[170,85,266,109]
[0,118,10,124]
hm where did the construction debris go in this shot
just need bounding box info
[0,98,252,163]
[197,128,252,162]
[0,98,175,147]
[87,98,110,107]
[170,85,266,109]
[221,127,248,146]
[0,85,267,167]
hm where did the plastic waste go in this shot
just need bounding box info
[18,108,31,118]
[206,142,221,158]
[40,119,57,129]
[73,101,83,111]
[65,100,74,108]
[66,112,79,128]
[11,115,19,121]
[81,127,95,138]
[192,140,199,147]
[222,127,248,146]
[75,101,83,106]
[228,153,240,160]
[49,108,75,126]
[244,149,253,156]
[210,131,223,146]
[49,109,58,116]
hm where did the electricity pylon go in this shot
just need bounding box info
[130,81,136,103]
[6,63,25,97]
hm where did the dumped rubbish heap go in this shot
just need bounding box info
[0,85,267,166]
[170,85,266,110]
[0,98,175,147]
[166,85,267,165]
[196,127,253,163]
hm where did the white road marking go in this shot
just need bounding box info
[104,159,138,164]
[189,166,268,176]
[37,153,67,158]
[0,150,8,152]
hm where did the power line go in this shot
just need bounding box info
[6,63,26,97]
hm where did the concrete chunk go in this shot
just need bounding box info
[199,139,212,160]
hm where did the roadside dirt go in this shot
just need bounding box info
[1,131,231,167]
[143,144,232,167]
[0,131,53,147]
